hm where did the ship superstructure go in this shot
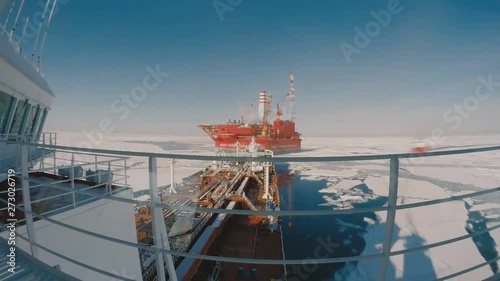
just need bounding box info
[0,0,54,171]
[0,2,142,280]
[199,74,302,151]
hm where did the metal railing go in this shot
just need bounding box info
[1,139,499,281]
[0,18,43,73]
[0,132,56,143]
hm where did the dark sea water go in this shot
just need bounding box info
[276,163,499,281]
[276,163,388,281]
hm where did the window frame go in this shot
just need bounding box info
[8,99,30,141]
[0,91,16,137]
[34,108,48,141]
[24,104,41,141]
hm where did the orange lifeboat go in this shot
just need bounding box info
[412,141,430,153]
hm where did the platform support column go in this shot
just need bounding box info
[378,157,399,281]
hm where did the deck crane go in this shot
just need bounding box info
[276,74,296,121]
[276,93,290,121]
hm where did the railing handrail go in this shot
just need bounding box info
[0,132,56,143]
[1,200,499,266]
[3,139,500,162]
[3,140,500,281]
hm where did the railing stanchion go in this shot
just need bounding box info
[378,157,399,281]
[41,133,45,171]
[71,153,76,208]
[169,158,177,194]
[53,145,56,174]
[149,156,178,281]
[161,231,179,281]
[108,161,112,195]
[21,144,39,258]
[124,159,128,188]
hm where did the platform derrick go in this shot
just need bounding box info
[198,75,302,151]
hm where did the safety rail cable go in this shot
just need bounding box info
[5,141,500,162]
[2,141,500,281]
[17,173,500,216]
[1,188,500,265]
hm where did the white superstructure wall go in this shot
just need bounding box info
[2,189,143,281]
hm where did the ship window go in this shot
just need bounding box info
[8,100,30,140]
[25,105,40,139]
[0,91,15,135]
[34,108,48,140]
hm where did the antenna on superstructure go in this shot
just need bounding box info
[32,0,51,69]
[9,0,24,42]
[17,16,28,53]
[289,73,296,122]
[1,0,16,35]
[38,0,57,71]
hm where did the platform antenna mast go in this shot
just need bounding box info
[289,74,296,122]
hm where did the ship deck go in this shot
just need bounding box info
[205,214,284,280]
[0,172,129,228]
[191,174,285,281]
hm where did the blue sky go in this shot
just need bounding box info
[26,0,500,137]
